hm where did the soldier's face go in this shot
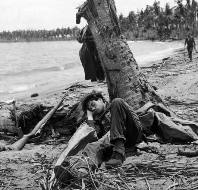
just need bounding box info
[87,98,105,114]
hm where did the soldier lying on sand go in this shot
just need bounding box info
[54,90,198,181]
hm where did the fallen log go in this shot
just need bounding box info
[49,122,98,187]
[0,83,94,139]
[0,115,16,134]
[0,103,44,135]
[0,92,67,152]
[178,149,198,157]
[0,100,17,134]
[10,103,44,134]
[12,100,23,138]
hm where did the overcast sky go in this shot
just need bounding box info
[0,0,175,31]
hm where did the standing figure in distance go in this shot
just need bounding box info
[184,34,197,61]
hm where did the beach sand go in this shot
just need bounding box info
[1,46,198,189]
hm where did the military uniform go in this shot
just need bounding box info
[185,36,196,61]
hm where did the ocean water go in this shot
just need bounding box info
[0,40,183,100]
[128,40,183,64]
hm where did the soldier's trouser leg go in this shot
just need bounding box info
[54,132,111,183]
[79,132,112,169]
[110,98,142,155]
[188,47,193,61]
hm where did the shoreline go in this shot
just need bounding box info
[1,41,198,189]
[14,45,189,118]
[140,46,184,68]
[19,40,196,120]
[0,38,183,43]
[0,40,183,102]
[27,46,184,102]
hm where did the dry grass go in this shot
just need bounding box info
[40,153,198,190]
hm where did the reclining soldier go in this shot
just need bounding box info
[81,92,143,168]
[55,91,198,181]
[79,91,198,168]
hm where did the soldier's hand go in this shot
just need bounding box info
[87,110,94,120]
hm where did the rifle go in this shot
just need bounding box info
[5,93,67,151]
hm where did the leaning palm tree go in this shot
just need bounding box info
[76,0,163,110]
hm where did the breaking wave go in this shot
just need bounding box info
[1,62,80,77]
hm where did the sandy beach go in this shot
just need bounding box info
[1,44,198,189]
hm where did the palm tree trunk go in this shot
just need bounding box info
[77,0,163,109]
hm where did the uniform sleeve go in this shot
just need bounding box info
[87,120,95,128]
[87,120,105,138]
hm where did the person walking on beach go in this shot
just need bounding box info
[184,34,197,61]
[77,25,105,82]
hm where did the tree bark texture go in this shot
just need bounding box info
[77,0,163,110]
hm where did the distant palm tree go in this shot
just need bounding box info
[185,0,198,34]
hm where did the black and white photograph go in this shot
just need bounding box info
[1,0,198,189]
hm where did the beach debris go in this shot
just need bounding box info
[0,99,18,134]
[0,82,97,139]
[0,114,16,134]
[31,93,39,98]
[178,148,198,157]
[0,102,45,136]
[43,152,198,190]
[10,103,44,134]
[12,100,23,138]
[137,146,160,154]
[49,122,97,187]
[167,97,198,106]
[0,92,68,152]
[0,99,15,106]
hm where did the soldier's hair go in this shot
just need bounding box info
[81,92,106,112]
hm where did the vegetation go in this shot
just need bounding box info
[119,0,198,40]
[0,27,80,42]
[0,0,198,42]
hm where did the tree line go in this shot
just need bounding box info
[119,0,198,40]
[1,0,197,42]
[0,27,80,42]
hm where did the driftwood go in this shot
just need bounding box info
[50,123,98,187]
[12,100,23,137]
[0,103,44,135]
[0,101,17,134]
[54,102,84,133]
[0,100,23,137]
[178,149,198,157]
[0,115,16,134]
[0,83,91,138]
[47,144,198,189]
[0,93,67,152]
[11,103,44,134]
